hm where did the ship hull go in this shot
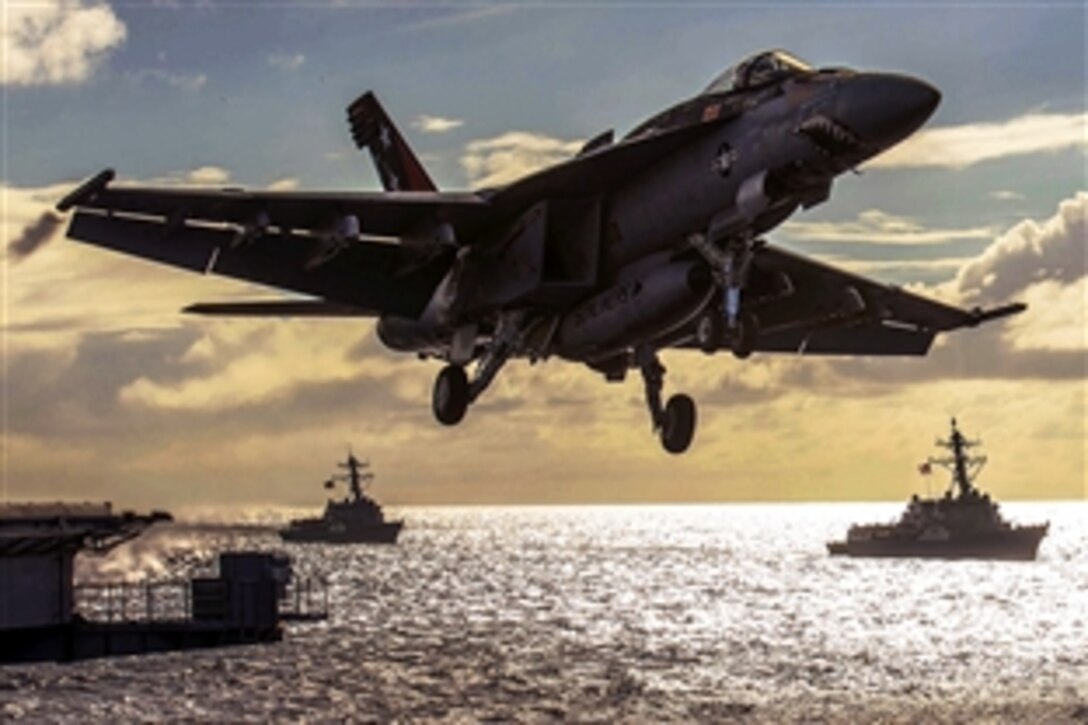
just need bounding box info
[279,520,403,545]
[827,526,1047,561]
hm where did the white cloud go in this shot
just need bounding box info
[267,178,300,191]
[126,68,207,92]
[412,115,464,134]
[461,131,583,188]
[989,190,1026,202]
[867,112,1088,170]
[400,5,515,32]
[1,0,126,86]
[267,53,305,72]
[185,166,230,185]
[951,191,1087,305]
[781,209,995,245]
[816,256,973,277]
[1006,278,1087,352]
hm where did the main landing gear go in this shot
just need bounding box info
[636,346,696,454]
[432,365,470,425]
[431,312,524,427]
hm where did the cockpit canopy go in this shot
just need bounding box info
[703,50,813,95]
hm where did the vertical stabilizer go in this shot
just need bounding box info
[347,91,437,192]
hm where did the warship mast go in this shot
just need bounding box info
[927,417,987,498]
[338,451,374,503]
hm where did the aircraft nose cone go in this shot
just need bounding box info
[835,73,941,149]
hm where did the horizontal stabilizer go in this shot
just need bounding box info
[183,300,376,317]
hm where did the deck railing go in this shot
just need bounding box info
[74,576,329,624]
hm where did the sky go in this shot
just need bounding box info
[2,0,1085,516]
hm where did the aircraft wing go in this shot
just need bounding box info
[686,243,1024,356]
[58,169,489,237]
[57,170,476,318]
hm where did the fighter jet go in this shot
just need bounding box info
[57,50,1024,454]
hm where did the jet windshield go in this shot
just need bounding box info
[703,50,813,95]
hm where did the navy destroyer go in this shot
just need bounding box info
[280,452,403,544]
[827,419,1048,560]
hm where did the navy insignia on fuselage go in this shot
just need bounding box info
[712,142,737,177]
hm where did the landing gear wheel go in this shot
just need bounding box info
[730,313,758,360]
[694,311,724,354]
[432,365,469,426]
[660,394,697,454]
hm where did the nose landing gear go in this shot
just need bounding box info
[694,308,759,359]
[690,231,762,359]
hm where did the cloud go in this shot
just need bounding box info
[105,166,230,188]
[812,256,973,287]
[781,209,995,246]
[118,323,374,412]
[2,176,250,349]
[267,53,305,72]
[461,131,583,188]
[951,191,1086,305]
[412,115,465,134]
[126,68,207,92]
[185,166,231,185]
[868,112,1088,170]
[989,190,1025,202]
[267,177,300,191]
[1006,278,1087,352]
[787,192,1088,395]
[1,0,126,86]
[1,182,72,259]
[400,5,515,32]
[6,211,64,262]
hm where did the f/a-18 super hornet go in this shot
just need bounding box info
[58,50,1024,454]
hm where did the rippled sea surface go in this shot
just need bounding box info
[3,503,1087,722]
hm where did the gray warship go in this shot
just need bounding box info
[827,419,1048,560]
[280,452,403,544]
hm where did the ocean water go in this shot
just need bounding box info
[3,502,1086,722]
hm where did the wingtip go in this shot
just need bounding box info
[56,168,115,212]
[969,301,1028,327]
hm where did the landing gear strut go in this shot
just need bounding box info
[636,346,697,454]
[430,312,525,427]
[690,231,761,359]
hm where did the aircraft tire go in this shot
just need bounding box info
[695,310,723,354]
[432,365,469,426]
[660,394,696,454]
[730,312,758,360]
